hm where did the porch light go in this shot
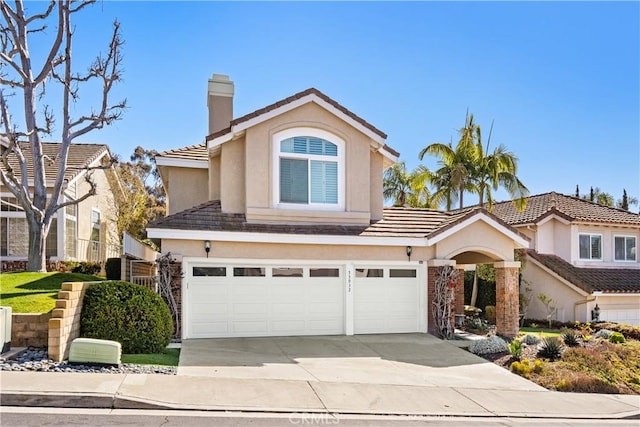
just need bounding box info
[406,245,412,261]
[204,240,211,258]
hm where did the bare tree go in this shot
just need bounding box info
[0,1,125,271]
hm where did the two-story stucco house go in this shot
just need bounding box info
[148,74,531,340]
[493,192,640,326]
[0,142,121,270]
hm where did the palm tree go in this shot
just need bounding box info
[383,161,414,207]
[383,162,438,208]
[474,122,529,211]
[418,113,479,210]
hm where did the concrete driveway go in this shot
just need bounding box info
[178,333,543,391]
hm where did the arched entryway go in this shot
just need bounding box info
[428,248,521,338]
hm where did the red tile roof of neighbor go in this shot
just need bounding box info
[525,250,640,294]
[0,142,110,184]
[157,143,208,161]
[148,201,522,241]
[492,192,640,226]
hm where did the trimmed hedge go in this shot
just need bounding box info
[80,281,173,353]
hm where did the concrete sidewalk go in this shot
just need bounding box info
[1,370,639,419]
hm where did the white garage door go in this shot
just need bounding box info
[600,309,640,326]
[186,263,344,338]
[354,266,421,334]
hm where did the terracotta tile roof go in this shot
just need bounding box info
[148,200,369,236]
[149,202,524,242]
[361,207,466,238]
[492,192,640,226]
[157,143,208,162]
[526,250,640,294]
[1,142,110,185]
[205,88,399,157]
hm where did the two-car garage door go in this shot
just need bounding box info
[184,261,424,339]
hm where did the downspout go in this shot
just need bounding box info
[574,294,597,322]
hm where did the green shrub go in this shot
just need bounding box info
[469,335,508,355]
[509,339,523,361]
[609,332,626,344]
[532,359,544,374]
[80,281,173,353]
[561,329,580,347]
[72,261,102,275]
[537,337,564,361]
[510,359,531,375]
[105,258,121,280]
[594,329,613,339]
[521,334,540,345]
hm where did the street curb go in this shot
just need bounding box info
[1,392,114,409]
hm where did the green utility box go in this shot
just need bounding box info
[68,337,122,365]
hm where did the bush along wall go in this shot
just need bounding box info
[80,281,173,353]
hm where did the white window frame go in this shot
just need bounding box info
[64,196,78,260]
[613,234,637,262]
[272,127,345,211]
[578,233,603,261]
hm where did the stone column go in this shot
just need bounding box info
[426,259,456,336]
[494,261,521,338]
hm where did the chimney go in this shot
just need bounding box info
[207,74,234,135]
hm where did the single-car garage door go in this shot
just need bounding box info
[354,266,421,334]
[185,263,344,338]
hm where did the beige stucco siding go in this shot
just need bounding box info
[434,219,521,262]
[521,257,588,322]
[240,102,376,224]
[161,238,434,262]
[369,151,384,221]
[220,139,246,213]
[536,219,571,259]
[209,155,221,200]
[165,167,208,215]
[74,168,119,256]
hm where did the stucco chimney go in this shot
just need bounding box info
[207,74,234,135]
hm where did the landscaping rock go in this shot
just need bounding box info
[0,347,176,375]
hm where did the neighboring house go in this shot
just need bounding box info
[492,192,640,326]
[148,74,529,340]
[0,142,121,269]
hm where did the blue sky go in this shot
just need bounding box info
[22,1,640,207]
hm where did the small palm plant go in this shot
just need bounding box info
[561,329,580,347]
[537,337,564,361]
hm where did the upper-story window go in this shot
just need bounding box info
[614,235,636,262]
[273,128,345,210]
[579,233,602,260]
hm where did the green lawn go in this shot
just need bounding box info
[519,326,562,338]
[0,272,104,313]
[121,348,180,366]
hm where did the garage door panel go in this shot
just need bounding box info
[187,263,344,338]
[232,321,269,334]
[272,302,306,315]
[354,269,421,334]
[192,322,229,336]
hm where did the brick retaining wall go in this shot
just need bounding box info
[48,282,99,362]
[11,312,52,347]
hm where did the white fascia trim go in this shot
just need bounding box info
[527,256,590,297]
[428,213,529,248]
[65,150,111,188]
[147,227,428,247]
[208,93,387,149]
[377,146,398,164]
[537,213,571,226]
[155,157,208,169]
